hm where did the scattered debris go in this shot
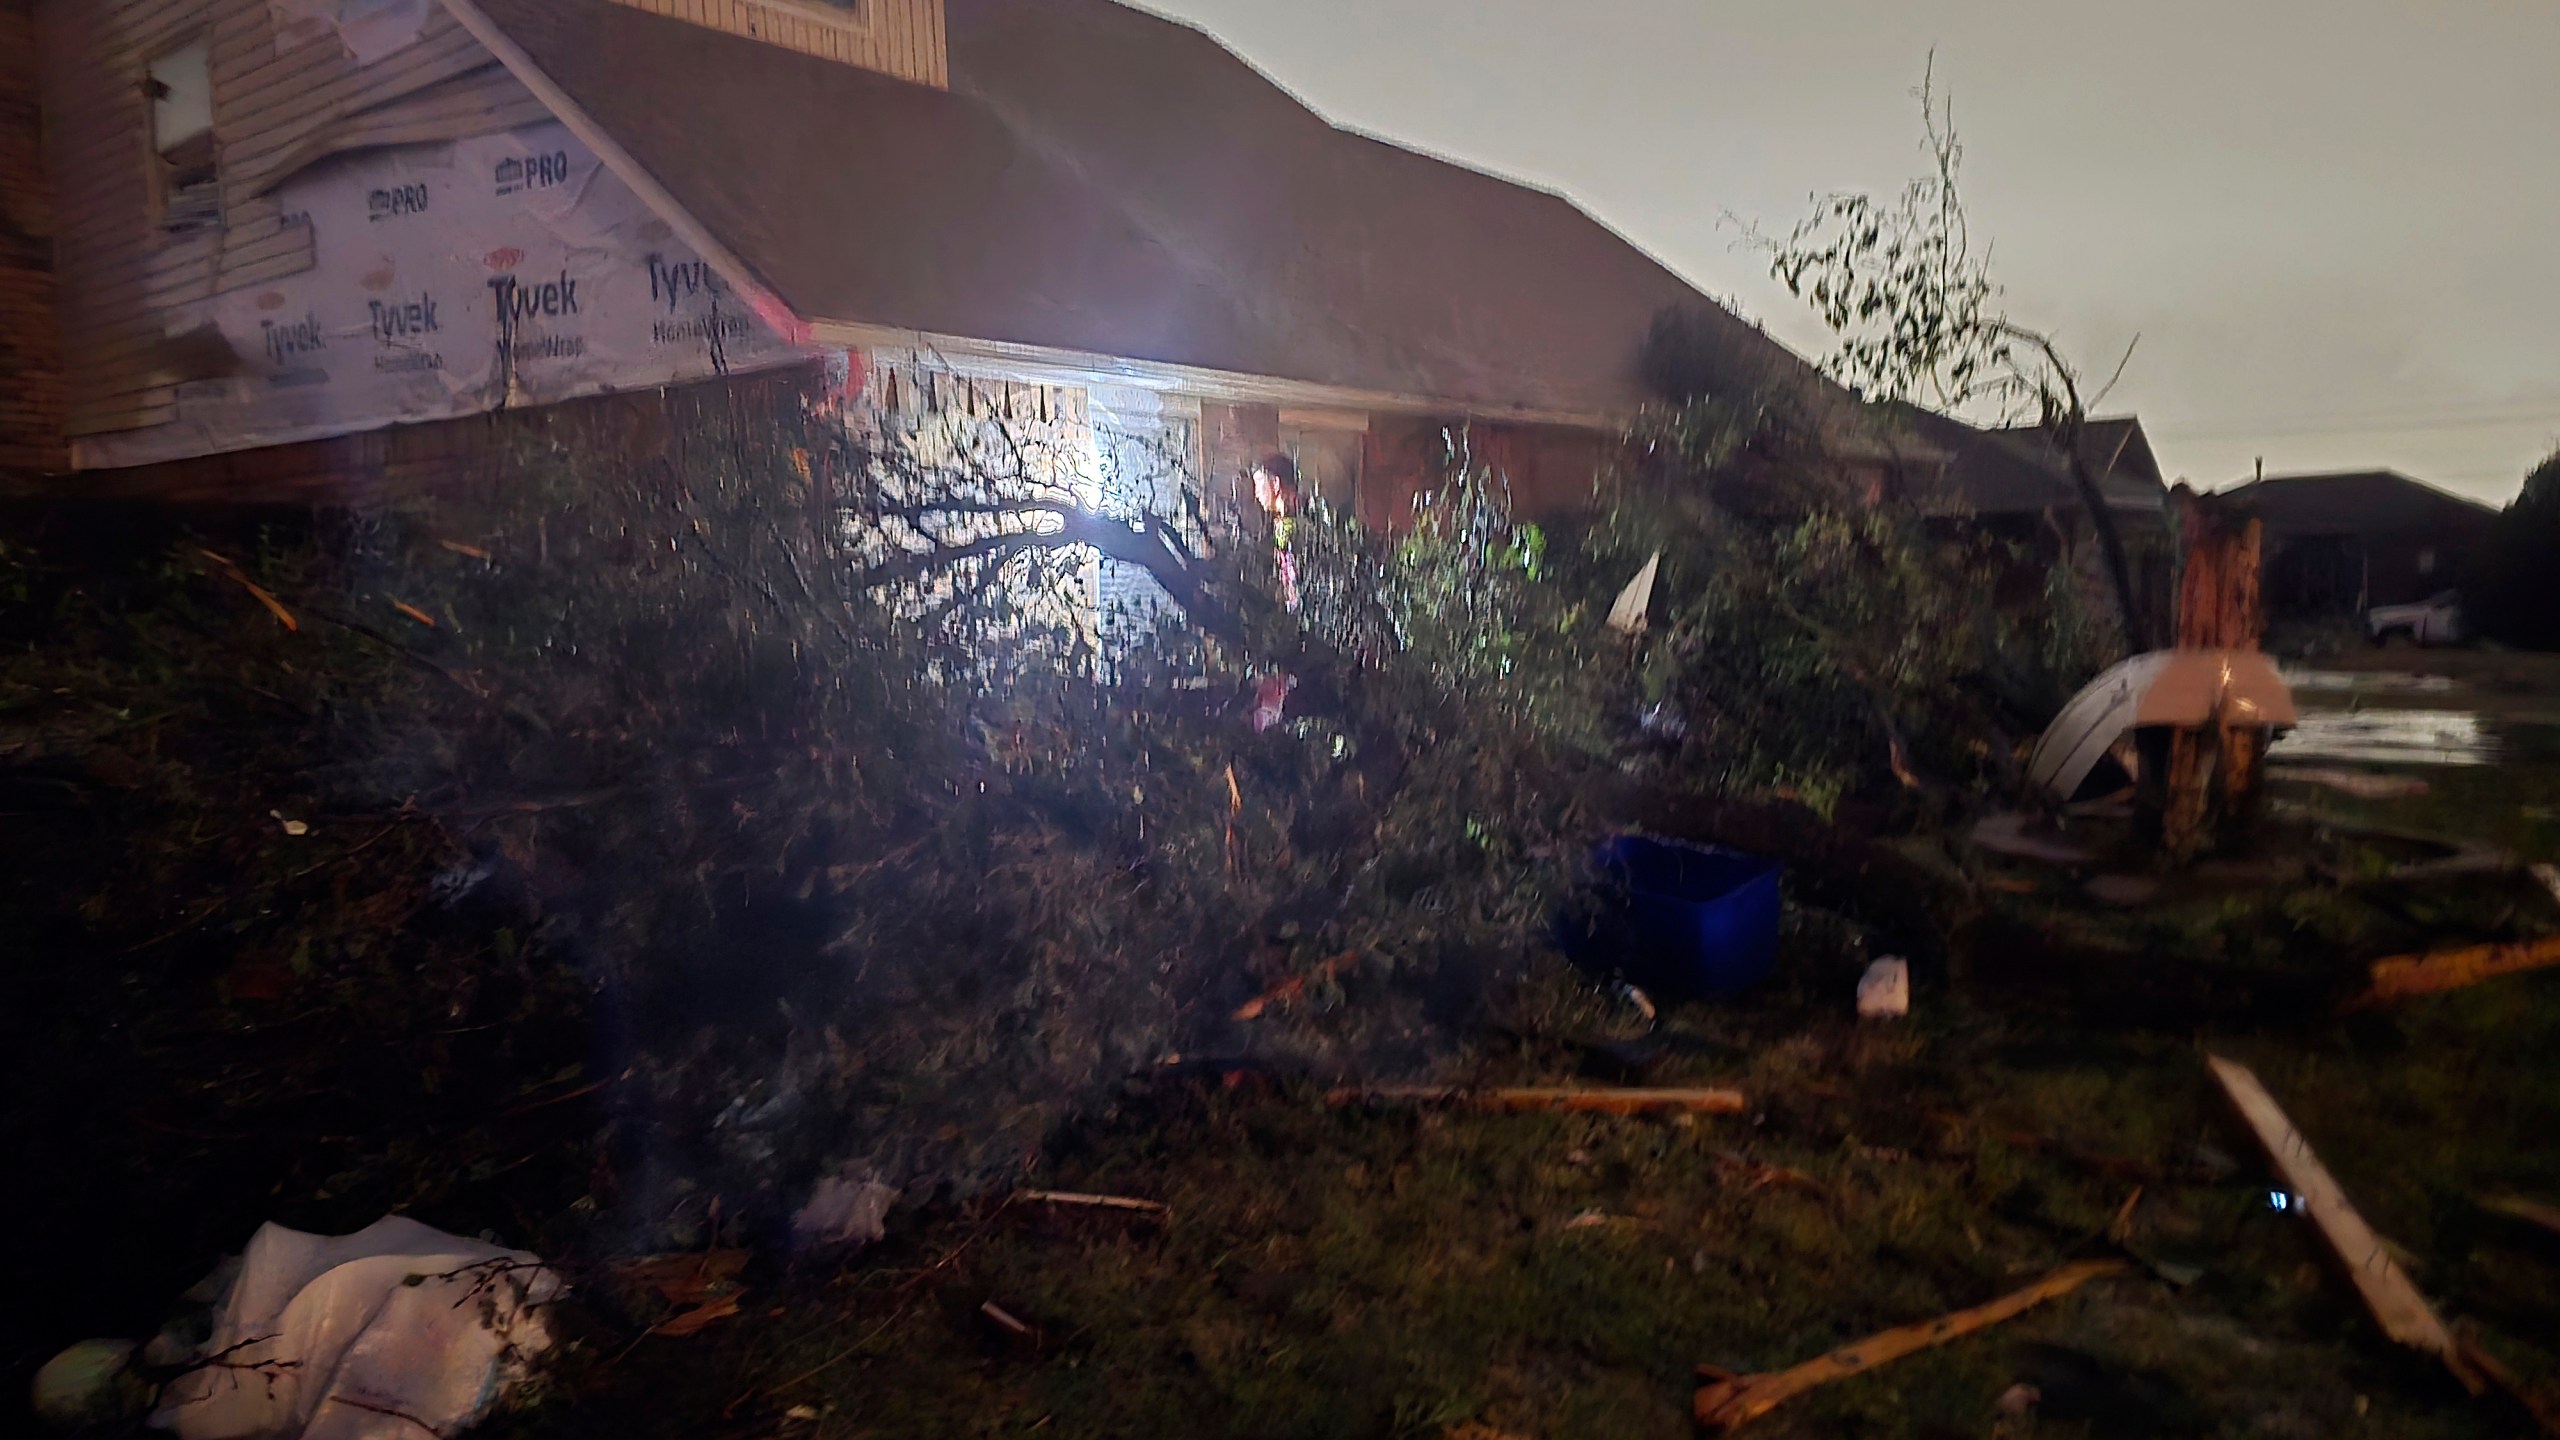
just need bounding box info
[1710,1151,1826,1197]
[2481,1194,2560,1240]
[152,1216,562,1440]
[792,1173,899,1250]
[2107,1187,2144,1245]
[1971,813,2100,868]
[1855,957,1909,1019]
[978,1300,1037,1342]
[653,1294,742,1338]
[1692,1259,2133,1431]
[1606,551,1661,636]
[1326,1085,1747,1117]
[2026,650,2296,801]
[1015,1191,1170,1218]
[2458,1335,2560,1438]
[2269,766,2431,800]
[2204,1056,2485,1393]
[2082,874,2162,908]
[611,1249,752,1338]
[1234,950,1357,1020]
[1250,673,1297,734]
[2351,936,2560,1008]
[197,549,300,632]
[31,1340,150,1430]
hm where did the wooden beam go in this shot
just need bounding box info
[1326,1086,1747,1118]
[2351,936,2560,1008]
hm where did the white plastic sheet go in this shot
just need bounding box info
[153,1216,561,1440]
[1856,957,1910,1019]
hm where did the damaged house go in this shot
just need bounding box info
[0,0,1909,553]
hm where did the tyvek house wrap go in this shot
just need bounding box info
[78,122,812,470]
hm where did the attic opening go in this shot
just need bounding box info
[147,39,219,236]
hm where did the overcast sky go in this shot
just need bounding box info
[1142,0,2559,503]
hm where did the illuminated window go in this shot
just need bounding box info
[147,40,219,234]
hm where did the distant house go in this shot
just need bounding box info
[1886,408,2170,528]
[1871,405,2173,626]
[0,0,1903,531]
[2222,470,2497,618]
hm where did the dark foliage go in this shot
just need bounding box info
[2472,448,2560,651]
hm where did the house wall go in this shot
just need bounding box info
[603,0,947,87]
[35,1,549,446]
[1356,417,1606,531]
[0,0,66,473]
[34,0,809,477]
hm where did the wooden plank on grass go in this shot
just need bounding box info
[2205,1055,2482,1392]
[2353,936,2560,1007]
[1327,1086,1747,1117]
[1692,1259,2135,1431]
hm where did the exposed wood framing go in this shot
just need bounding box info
[602,0,947,88]
[35,0,563,443]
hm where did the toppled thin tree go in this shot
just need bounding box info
[1751,60,2152,654]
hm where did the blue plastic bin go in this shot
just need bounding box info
[1562,836,1783,1000]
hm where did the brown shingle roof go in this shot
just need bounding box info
[2223,471,2496,538]
[463,0,1846,425]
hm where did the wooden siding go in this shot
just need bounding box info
[35,0,544,440]
[0,0,67,471]
[603,0,947,88]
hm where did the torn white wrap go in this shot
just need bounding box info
[152,1216,560,1440]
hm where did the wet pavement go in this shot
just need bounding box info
[2274,666,2560,769]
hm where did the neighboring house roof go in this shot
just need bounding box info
[2223,471,2497,539]
[1888,406,2167,518]
[449,0,1847,429]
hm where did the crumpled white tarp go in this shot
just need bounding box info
[152,1216,561,1440]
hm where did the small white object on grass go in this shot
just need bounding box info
[1857,957,1910,1019]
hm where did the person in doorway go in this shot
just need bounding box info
[1251,453,1304,612]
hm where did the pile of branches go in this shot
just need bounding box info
[1,366,2108,1270]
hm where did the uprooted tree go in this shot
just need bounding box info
[1748,61,2153,655]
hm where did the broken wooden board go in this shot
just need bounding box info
[2204,1056,2484,1393]
[1015,1190,1170,1217]
[2351,936,2560,1008]
[1692,1259,2133,1431]
[1326,1085,1747,1117]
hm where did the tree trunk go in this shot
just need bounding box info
[2159,495,2266,860]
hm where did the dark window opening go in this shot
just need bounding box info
[148,40,219,235]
